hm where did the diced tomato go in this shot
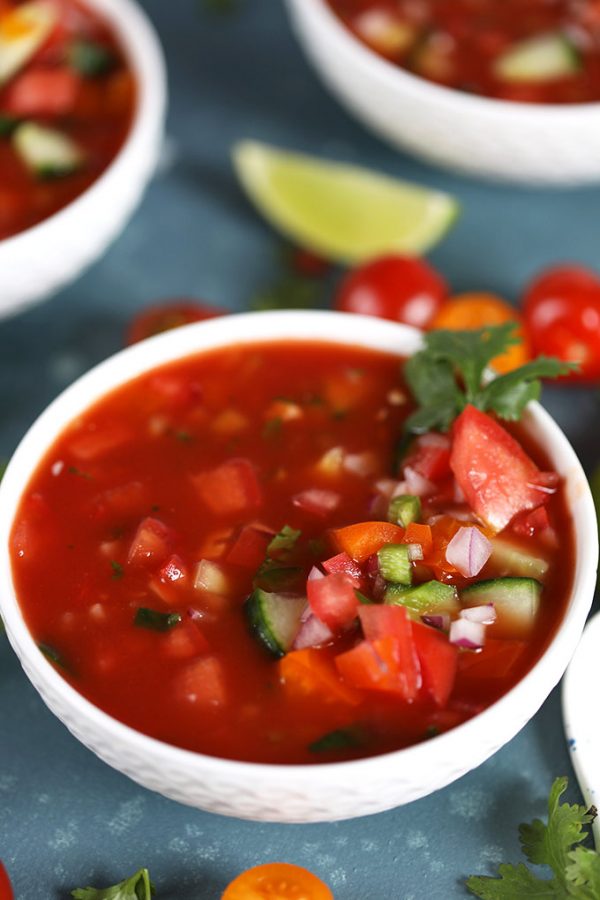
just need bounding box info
[322,552,363,586]
[90,481,148,520]
[331,521,405,563]
[307,572,359,630]
[450,405,553,533]
[412,622,458,707]
[159,554,187,584]
[176,656,227,707]
[511,506,550,538]
[279,648,362,706]
[163,618,210,660]
[457,639,527,682]
[357,605,421,700]
[3,67,80,117]
[335,633,420,701]
[147,372,202,409]
[226,525,271,569]
[68,423,132,461]
[127,517,173,567]
[192,458,262,516]
[402,433,451,482]
[402,522,433,557]
[0,861,14,900]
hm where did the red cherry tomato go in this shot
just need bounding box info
[523,265,600,383]
[126,300,224,345]
[334,256,447,329]
[0,862,14,900]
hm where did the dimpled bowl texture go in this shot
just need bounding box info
[0,0,167,319]
[285,0,600,185]
[0,312,596,823]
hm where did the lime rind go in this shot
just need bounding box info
[233,140,459,264]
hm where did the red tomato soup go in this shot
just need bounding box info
[0,0,136,241]
[10,342,573,764]
[327,0,600,103]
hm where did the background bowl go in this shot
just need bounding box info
[285,0,600,185]
[0,0,167,320]
[0,311,596,823]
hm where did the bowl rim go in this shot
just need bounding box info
[0,310,597,787]
[289,0,600,118]
[0,0,167,253]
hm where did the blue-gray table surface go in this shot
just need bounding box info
[1,1,599,897]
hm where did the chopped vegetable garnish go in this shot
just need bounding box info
[267,525,302,556]
[466,777,600,898]
[377,543,412,585]
[71,867,154,899]
[38,642,65,667]
[388,494,421,527]
[309,727,364,753]
[134,608,182,632]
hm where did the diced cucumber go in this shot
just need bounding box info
[378,543,412,585]
[0,1,57,86]
[384,580,459,618]
[388,494,421,527]
[460,577,542,638]
[245,589,306,657]
[495,33,581,83]
[489,536,549,580]
[69,39,116,77]
[13,123,84,179]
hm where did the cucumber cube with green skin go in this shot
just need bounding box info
[377,543,412,585]
[384,580,459,618]
[245,589,306,657]
[495,32,581,83]
[489,537,549,580]
[13,123,84,180]
[460,577,542,638]
[388,494,421,527]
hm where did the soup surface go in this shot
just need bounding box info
[11,341,573,764]
[327,0,600,103]
[0,0,135,241]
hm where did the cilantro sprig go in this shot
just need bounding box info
[71,867,154,899]
[466,777,600,898]
[404,324,576,435]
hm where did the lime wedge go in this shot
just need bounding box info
[232,141,459,264]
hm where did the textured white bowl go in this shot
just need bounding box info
[0,311,597,823]
[0,0,167,319]
[285,0,600,184]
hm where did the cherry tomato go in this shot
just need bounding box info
[126,300,224,345]
[523,266,600,382]
[430,292,530,373]
[222,863,333,900]
[0,862,14,900]
[334,256,447,329]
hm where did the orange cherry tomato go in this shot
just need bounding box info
[430,292,530,374]
[222,863,334,900]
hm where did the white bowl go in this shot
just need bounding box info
[0,0,167,319]
[0,311,596,823]
[285,0,600,185]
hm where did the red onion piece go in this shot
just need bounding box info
[449,618,486,649]
[404,465,436,497]
[293,612,335,649]
[421,613,450,632]
[460,603,496,625]
[307,565,325,582]
[292,488,340,517]
[343,451,377,477]
[418,432,451,450]
[445,526,492,578]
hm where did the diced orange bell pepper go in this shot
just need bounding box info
[331,521,404,563]
[279,648,362,707]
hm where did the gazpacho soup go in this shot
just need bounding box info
[0,0,136,241]
[327,0,600,103]
[10,339,573,765]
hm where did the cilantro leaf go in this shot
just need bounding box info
[134,608,181,632]
[405,325,575,434]
[466,778,599,900]
[71,867,154,899]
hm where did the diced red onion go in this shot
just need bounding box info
[292,488,340,516]
[188,607,205,622]
[293,613,335,649]
[421,613,450,632]
[404,465,436,497]
[528,471,560,495]
[343,452,377,477]
[453,480,466,504]
[460,603,496,625]
[419,432,451,450]
[449,618,486,649]
[375,478,401,498]
[445,526,492,578]
[407,543,423,561]
[307,565,325,581]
